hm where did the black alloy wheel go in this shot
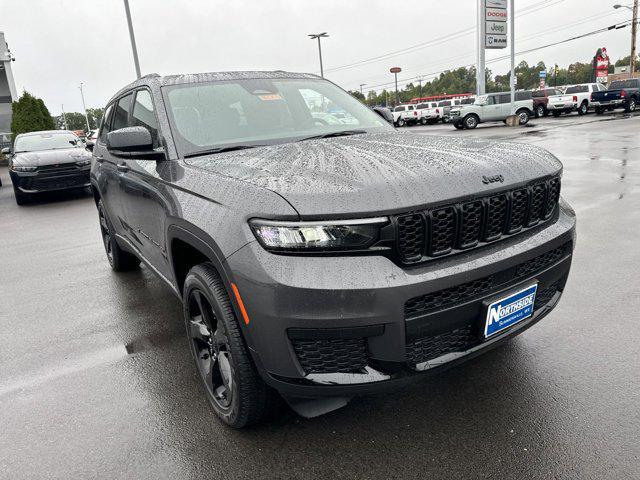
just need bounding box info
[187,288,234,410]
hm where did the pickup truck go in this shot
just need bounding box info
[547,83,603,116]
[414,102,440,125]
[392,104,419,127]
[590,78,640,114]
[531,88,564,118]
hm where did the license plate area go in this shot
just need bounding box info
[483,283,538,338]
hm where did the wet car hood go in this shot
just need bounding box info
[185,132,562,217]
[13,148,91,167]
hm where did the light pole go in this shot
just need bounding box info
[614,2,639,78]
[61,105,68,130]
[123,0,142,79]
[308,32,329,78]
[390,67,402,105]
[78,83,91,132]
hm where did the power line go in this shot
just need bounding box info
[325,0,566,74]
[359,18,636,92]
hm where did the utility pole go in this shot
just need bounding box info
[360,83,366,96]
[61,105,68,130]
[417,76,423,99]
[123,0,142,79]
[308,33,329,78]
[632,0,638,77]
[509,0,516,115]
[78,83,91,132]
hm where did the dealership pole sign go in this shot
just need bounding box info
[484,0,508,49]
[593,47,610,84]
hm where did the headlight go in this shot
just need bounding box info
[11,165,37,172]
[250,218,388,251]
[76,159,91,166]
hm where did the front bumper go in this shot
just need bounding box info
[10,165,91,193]
[227,205,576,397]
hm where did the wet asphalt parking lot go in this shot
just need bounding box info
[1,112,639,479]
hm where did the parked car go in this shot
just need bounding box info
[3,130,92,205]
[392,104,418,127]
[546,83,603,116]
[450,91,534,129]
[92,71,575,428]
[591,78,640,114]
[531,88,564,118]
[85,129,99,147]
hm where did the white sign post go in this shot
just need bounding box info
[477,0,508,95]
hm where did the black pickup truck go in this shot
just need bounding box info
[590,78,640,114]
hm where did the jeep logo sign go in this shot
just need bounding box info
[482,174,505,185]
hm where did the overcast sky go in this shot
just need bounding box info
[1,0,635,114]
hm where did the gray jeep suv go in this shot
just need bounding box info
[91,71,575,428]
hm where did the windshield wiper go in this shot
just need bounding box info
[184,144,265,158]
[296,130,368,142]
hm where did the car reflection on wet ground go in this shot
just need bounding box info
[1,112,639,479]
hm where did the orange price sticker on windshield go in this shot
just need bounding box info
[258,94,282,101]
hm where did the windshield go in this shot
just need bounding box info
[164,77,392,155]
[14,132,81,153]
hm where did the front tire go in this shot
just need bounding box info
[517,109,530,125]
[397,118,405,127]
[535,104,545,118]
[453,122,464,130]
[183,264,274,428]
[463,114,479,129]
[97,199,140,271]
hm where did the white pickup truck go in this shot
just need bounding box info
[546,83,605,116]
[414,102,440,125]
[392,104,419,127]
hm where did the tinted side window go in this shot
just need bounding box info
[112,93,133,131]
[132,89,159,147]
[394,106,405,112]
[98,103,114,142]
[516,91,532,101]
[498,94,511,104]
[531,91,543,98]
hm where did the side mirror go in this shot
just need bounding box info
[1,147,10,155]
[372,107,394,125]
[85,143,94,152]
[107,126,153,152]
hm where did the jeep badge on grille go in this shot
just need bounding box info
[482,175,504,184]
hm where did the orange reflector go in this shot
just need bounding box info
[231,283,250,325]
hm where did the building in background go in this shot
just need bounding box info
[0,32,18,148]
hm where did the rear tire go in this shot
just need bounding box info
[552,110,561,117]
[535,104,545,118]
[183,263,275,428]
[97,199,140,271]
[397,118,405,127]
[625,97,637,113]
[13,185,29,206]
[595,107,605,115]
[578,102,588,116]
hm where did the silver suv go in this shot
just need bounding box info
[450,91,534,129]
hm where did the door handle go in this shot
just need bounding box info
[117,163,129,173]
[94,155,104,163]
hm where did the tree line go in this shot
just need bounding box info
[349,55,639,106]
